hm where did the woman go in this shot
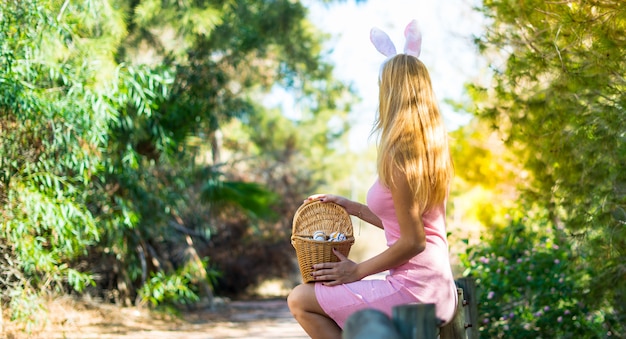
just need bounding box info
[287,21,458,339]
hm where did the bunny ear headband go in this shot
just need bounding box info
[370,19,422,59]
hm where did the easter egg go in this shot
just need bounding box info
[312,230,326,241]
[329,231,346,242]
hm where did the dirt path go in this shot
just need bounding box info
[183,299,309,339]
[2,297,309,339]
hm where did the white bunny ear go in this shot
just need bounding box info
[403,19,422,58]
[370,27,397,57]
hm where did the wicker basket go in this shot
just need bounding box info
[291,200,355,283]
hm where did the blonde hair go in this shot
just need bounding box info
[373,54,453,213]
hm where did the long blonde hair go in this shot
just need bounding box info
[374,54,453,213]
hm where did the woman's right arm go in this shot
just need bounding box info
[304,194,383,229]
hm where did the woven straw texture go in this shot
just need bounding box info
[291,200,354,283]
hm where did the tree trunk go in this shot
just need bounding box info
[182,235,215,309]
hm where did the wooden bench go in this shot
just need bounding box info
[343,277,479,339]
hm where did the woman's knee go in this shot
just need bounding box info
[288,283,314,313]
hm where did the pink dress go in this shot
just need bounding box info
[315,179,458,328]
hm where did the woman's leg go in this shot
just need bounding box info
[287,283,342,339]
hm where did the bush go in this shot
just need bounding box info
[460,218,618,338]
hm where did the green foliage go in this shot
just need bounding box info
[1,0,357,326]
[139,257,220,310]
[201,169,279,220]
[450,120,515,189]
[469,0,626,331]
[8,287,45,334]
[0,0,112,300]
[100,0,356,302]
[461,217,619,337]
[449,119,522,228]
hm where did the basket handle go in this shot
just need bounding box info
[292,199,321,235]
[291,199,351,237]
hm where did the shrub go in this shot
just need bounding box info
[460,218,617,338]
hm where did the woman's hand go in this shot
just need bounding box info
[311,248,360,286]
[306,193,383,229]
[304,194,350,208]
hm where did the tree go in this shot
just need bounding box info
[94,0,357,303]
[0,0,133,322]
[1,0,359,326]
[448,118,521,230]
[467,0,625,333]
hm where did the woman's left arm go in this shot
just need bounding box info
[311,168,426,285]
